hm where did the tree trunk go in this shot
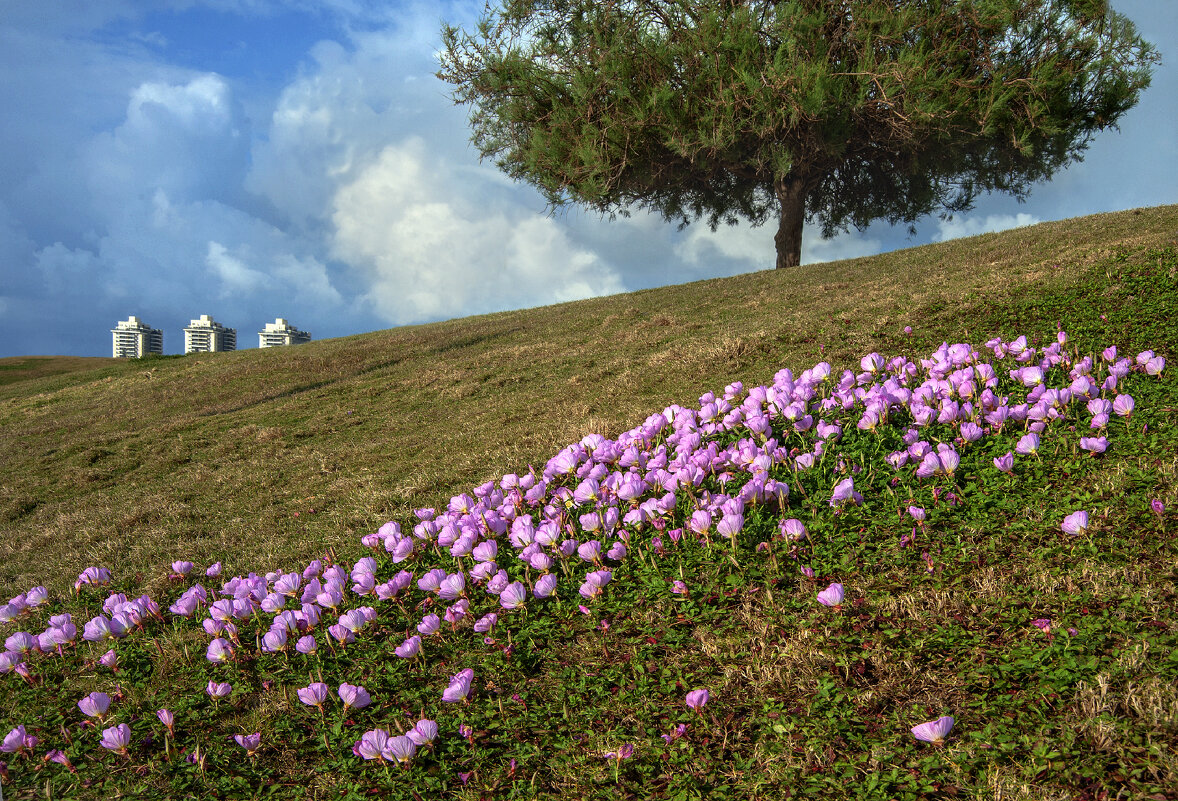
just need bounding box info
[773,176,806,269]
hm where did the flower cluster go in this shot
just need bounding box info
[0,330,1165,782]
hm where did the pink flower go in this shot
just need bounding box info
[353,729,389,761]
[816,582,844,608]
[407,719,438,746]
[206,637,234,664]
[338,683,371,711]
[1112,394,1135,417]
[1031,618,1051,633]
[1061,510,1089,537]
[297,682,329,710]
[2,724,32,754]
[685,689,710,711]
[1079,436,1108,454]
[98,649,118,671]
[383,735,417,765]
[442,668,474,703]
[99,723,131,756]
[395,635,422,659]
[499,582,527,610]
[77,691,111,720]
[911,716,954,743]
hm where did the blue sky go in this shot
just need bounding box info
[1,1,1175,357]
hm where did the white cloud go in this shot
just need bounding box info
[331,139,625,324]
[206,241,272,296]
[85,73,249,207]
[934,213,1041,242]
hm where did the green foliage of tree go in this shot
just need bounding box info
[438,1,1157,269]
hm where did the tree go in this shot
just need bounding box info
[438,1,1157,269]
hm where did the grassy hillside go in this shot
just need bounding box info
[2,206,1175,599]
[0,204,1176,800]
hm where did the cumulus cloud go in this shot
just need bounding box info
[206,241,272,296]
[934,213,1041,243]
[86,74,249,207]
[331,138,625,324]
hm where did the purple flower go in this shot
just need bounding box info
[73,566,112,591]
[671,580,688,595]
[297,682,329,710]
[604,743,634,760]
[157,709,175,735]
[206,637,234,664]
[911,716,954,744]
[295,634,317,655]
[1061,510,1089,537]
[533,573,558,599]
[328,624,356,645]
[4,632,35,655]
[171,561,194,576]
[1014,433,1040,455]
[338,683,371,711]
[46,748,74,770]
[82,615,113,642]
[473,613,498,633]
[407,719,438,746]
[779,518,806,541]
[395,635,422,659]
[417,614,441,635]
[499,581,527,610]
[206,680,232,699]
[1031,618,1051,633]
[234,732,261,755]
[438,572,466,600]
[1152,499,1166,517]
[442,669,473,703]
[99,723,131,756]
[685,688,710,711]
[99,649,118,671]
[829,478,862,508]
[77,691,111,720]
[353,729,389,761]
[993,452,1014,473]
[2,725,30,754]
[1112,393,1135,417]
[1079,436,1108,454]
[383,735,417,765]
[817,582,844,608]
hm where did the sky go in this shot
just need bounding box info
[1,1,1175,358]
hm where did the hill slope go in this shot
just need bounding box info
[1,205,1176,597]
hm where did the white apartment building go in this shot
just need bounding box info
[183,314,237,354]
[111,316,163,358]
[258,318,311,348]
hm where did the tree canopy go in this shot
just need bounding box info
[438,1,1157,269]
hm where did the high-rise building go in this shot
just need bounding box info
[258,318,311,348]
[111,316,163,358]
[183,314,237,353]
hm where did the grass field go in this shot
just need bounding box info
[1,204,1176,799]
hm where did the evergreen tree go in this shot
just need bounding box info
[439,1,1156,268]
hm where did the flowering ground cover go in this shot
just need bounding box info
[1,212,1177,799]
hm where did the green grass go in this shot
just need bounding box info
[0,204,1176,799]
